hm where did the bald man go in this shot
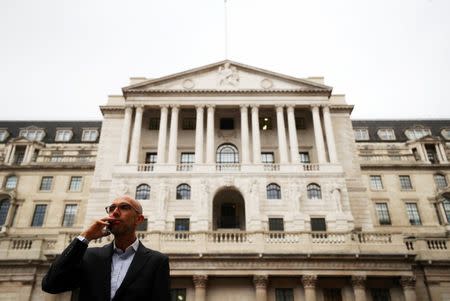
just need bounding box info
[42,196,170,301]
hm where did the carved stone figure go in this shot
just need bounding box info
[331,188,343,212]
[218,63,239,86]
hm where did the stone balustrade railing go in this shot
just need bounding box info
[359,154,416,162]
[35,156,96,164]
[2,231,449,261]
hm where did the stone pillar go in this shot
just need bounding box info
[311,105,326,163]
[193,275,208,301]
[167,105,180,164]
[351,276,366,301]
[206,105,215,164]
[400,276,417,301]
[253,275,268,301]
[195,105,205,164]
[129,105,144,164]
[286,105,299,163]
[275,105,289,164]
[7,145,16,164]
[302,275,317,301]
[322,105,338,163]
[24,144,35,164]
[421,144,430,163]
[156,105,169,164]
[118,106,133,163]
[240,105,250,164]
[251,105,261,164]
[438,143,448,162]
[4,144,13,164]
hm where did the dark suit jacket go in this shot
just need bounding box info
[42,238,170,301]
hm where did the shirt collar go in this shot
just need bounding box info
[113,238,139,255]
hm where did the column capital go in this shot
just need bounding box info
[160,104,170,109]
[286,104,296,111]
[251,104,260,109]
[400,276,416,289]
[206,104,216,110]
[170,104,180,110]
[311,104,321,109]
[322,104,331,110]
[301,275,317,288]
[193,275,208,288]
[253,275,268,289]
[134,104,144,110]
[195,104,205,110]
[351,275,366,289]
[124,105,134,110]
[275,104,285,109]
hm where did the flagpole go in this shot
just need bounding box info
[224,0,228,59]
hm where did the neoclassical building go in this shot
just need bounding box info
[0,60,449,301]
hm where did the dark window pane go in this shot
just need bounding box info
[31,204,47,227]
[175,218,190,231]
[371,288,391,301]
[267,183,281,199]
[62,204,78,227]
[275,288,293,301]
[182,118,196,130]
[375,203,391,225]
[406,203,421,225]
[259,117,273,130]
[170,288,186,301]
[220,118,234,130]
[299,152,310,163]
[269,218,284,231]
[0,199,11,225]
[295,117,305,129]
[176,184,191,200]
[323,288,342,301]
[149,118,160,130]
[145,152,157,164]
[261,152,274,164]
[311,217,326,231]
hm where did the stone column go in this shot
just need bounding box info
[156,105,169,164]
[240,105,250,164]
[193,275,208,301]
[4,145,13,164]
[400,276,417,301]
[251,105,261,164]
[438,143,448,162]
[302,275,317,301]
[167,105,180,164]
[7,145,16,164]
[24,144,35,164]
[422,144,430,163]
[311,105,326,163]
[351,276,366,301]
[118,106,133,163]
[286,105,299,163]
[129,105,144,164]
[322,105,338,163]
[253,275,268,301]
[195,105,205,164]
[275,105,289,164]
[206,105,215,164]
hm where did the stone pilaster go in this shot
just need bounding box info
[118,106,133,163]
[195,105,205,164]
[167,105,180,164]
[351,276,366,301]
[322,105,338,163]
[206,105,215,164]
[156,105,169,164]
[251,105,261,164]
[311,105,326,163]
[193,274,208,301]
[129,105,144,164]
[286,105,299,163]
[275,105,289,164]
[302,275,317,301]
[253,275,268,301]
[400,276,417,301]
[240,105,250,164]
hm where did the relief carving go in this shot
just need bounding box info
[218,63,239,87]
[253,275,268,288]
[193,274,208,288]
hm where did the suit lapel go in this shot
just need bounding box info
[112,242,151,300]
[98,242,114,300]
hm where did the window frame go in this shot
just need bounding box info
[299,152,310,163]
[377,128,396,140]
[216,144,239,164]
[39,176,54,192]
[174,218,190,231]
[148,118,160,130]
[354,128,369,141]
[370,175,384,190]
[176,183,191,200]
[81,129,99,142]
[266,183,282,200]
[441,129,450,140]
[405,202,422,226]
[55,129,73,142]
[268,217,284,231]
[0,198,11,226]
[434,174,448,189]
[310,217,327,231]
[135,184,151,200]
[68,176,83,192]
[307,183,322,199]
[261,152,275,164]
[4,175,18,190]
[31,204,48,227]
[19,128,45,141]
[404,127,432,140]
[275,288,294,301]
[399,175,413,191]
[375,202,391,225]
[0,129,9,142]
[62,204,78,227]
[295,117,306,130]
[181,117,196,130]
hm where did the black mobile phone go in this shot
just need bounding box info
[104,221,112,235]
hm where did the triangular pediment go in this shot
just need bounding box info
[122,60,332,95]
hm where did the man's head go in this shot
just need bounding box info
[105,195,144,237]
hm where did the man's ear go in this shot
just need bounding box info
[136,214,144,225]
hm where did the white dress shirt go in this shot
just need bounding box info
[110,238,139,300]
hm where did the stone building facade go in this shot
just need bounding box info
[0,60,449,301]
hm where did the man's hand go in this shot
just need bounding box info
[80,217,114,241]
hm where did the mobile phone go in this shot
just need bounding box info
[104,221,112,235]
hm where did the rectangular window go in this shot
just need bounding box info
[40,176,53,191]
[434,174,448,189]
[148,118,160,130]
[375,203,391,225]
[69,176,82,192]
[179,152,194,171]
[55,129,73,142]
[145,152,157,164]
[62,204,78,227]
[299,152,310,163]
[311,217,327,231]
[354,128,369,141]
[259,117,273,130]
[370,175,383,190]
[323,289,342,301]
[31,204,47,227]
[182,118,196,130]
[275,288,294,301]
[371,288,391,301]
[0,130,8,142]
[377,128,396,140]
[170,288,186,301]
[399,175,413,190]
[406,203,422,225]
[81,129,99,142]
[13,146,26,164]
[269,218,284,231]
[175,218,190,231]
[295,117,306,129]
[136,218,148,231]
[220,118,234,130]
[261,152,275,164]
[443,200,450,223]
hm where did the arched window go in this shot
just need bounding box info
[135,184,150,200]
[0,199,10,225]
[434,174,448,189]
[266,183,281,199]
[307,183,322,199]
[5,176,17,190]
[216,144,239,163]
[176,184,191,200]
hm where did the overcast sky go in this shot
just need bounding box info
[1,0,449,120]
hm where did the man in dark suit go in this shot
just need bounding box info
[42,195,170,301]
